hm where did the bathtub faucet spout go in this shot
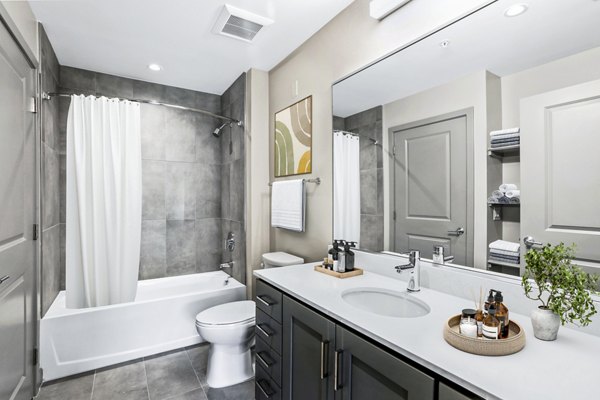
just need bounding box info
[220,262,234,285]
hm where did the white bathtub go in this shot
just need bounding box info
[40,271,246,381]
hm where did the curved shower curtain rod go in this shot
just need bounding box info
[42,91,243,126]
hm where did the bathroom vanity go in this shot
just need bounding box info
[253,261,600,400]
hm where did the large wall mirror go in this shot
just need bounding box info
[332,0,600,277]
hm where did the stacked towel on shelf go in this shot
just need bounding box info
[489,240,520,265]
[490,128,520,148]
[488,184,520,204]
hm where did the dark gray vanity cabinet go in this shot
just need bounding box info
[282,295,336,400]
[335,327,435,399]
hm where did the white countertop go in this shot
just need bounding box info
[255,264,600,400]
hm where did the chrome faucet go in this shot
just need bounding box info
[220,261,234,285]
[394,250,421,292]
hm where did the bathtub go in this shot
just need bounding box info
[40,271,246,381]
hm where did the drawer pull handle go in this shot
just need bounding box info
[256,323,273,338]
[0,276,9,284]
[256,351,273,368]
[320,340,329,379]
[334,349,343,391]
[256,295,275,307]
[257,379,275,398]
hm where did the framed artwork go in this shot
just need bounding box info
[274,95,312,177]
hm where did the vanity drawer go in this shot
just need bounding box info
[256,308,282,355]
[256,364,282,400]
[256,336,282,387]
[255,280,283,323]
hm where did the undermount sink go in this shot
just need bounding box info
[341,288,430,318]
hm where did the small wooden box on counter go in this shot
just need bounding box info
[314,265,364,278]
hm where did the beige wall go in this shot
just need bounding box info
[268,0,489,262]
[382,71,501,268]
[0,1,38,63]
[245,69,270,297]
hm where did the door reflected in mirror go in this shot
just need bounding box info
[332,0,600,277]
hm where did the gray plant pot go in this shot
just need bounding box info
[531,306,561,341]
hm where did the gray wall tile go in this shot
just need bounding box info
[195,116,222,165]
[96,72,134,99]
[196,219,222,273]
[166,221,196,276]
[142,160,166,220]
[60,66,96,93]
[132,80,166,103]
[140,104,166,160]
[140,220,166,280]
[42,144,60,229]
[220,163,230,220]
[360,215,384,252]
[360,169,378,215]
[196,164,221,219]
[42,225,61,316]
[230,159,244,223]
[165,110,197,162]
[166,162,197,220]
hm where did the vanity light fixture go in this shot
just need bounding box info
[147,63,162,71]
[504,3,529,17]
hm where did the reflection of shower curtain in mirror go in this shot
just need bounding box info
[66,95,142,308]
[333,132,360,244]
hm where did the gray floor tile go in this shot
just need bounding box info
[38,372,94,400]
[92,359,148,400]
[185,343,210,379]
[145,350,201,400]
[204,379,254,400]
[165,388,208,400]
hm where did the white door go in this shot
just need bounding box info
[0,20,37,400]
[520,79,600,273]
[392,113,471,265]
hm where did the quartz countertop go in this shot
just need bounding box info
[254,264,600,400]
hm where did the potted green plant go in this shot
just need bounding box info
[522,243,598,341]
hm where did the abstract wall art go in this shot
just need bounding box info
[274,96,312,177]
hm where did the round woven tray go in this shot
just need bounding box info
[443,315,526,356]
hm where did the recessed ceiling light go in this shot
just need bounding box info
[504,3,529,17]
[439,39,450,48]
[148,63,162,71]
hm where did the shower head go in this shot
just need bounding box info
[213,123,229,138]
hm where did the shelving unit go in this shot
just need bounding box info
[488,202,519,221]
[487,259,520,268]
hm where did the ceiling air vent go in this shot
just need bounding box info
[213,4,274,43]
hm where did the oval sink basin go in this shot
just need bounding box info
[341,288,430,318]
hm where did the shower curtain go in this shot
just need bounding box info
[333,131,361,244]
[66,95,142,308]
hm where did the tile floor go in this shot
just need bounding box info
[36,344,255,400]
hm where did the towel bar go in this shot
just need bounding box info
[268,177,321,186]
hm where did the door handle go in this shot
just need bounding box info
[320,340,329,379]
[447,227,465,236]
[0,276,9,284]
[523,236,543,248]
[334,350,343,391]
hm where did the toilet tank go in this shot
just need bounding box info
[262,252,304,268]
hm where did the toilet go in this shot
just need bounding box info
[195,252,303,388]
[195,301,255,388]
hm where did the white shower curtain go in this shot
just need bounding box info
[66,95,142,308]
[333,132,361,244]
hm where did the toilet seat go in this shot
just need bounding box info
[195,300,255,327]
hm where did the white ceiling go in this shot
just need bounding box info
[30,0,354,95]
[333,0,600,117]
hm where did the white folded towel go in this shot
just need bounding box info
[271,179,305,232]
[505,190,520,198]
[491,190,504,199]
[499,183,518,192]
[489,240,520,253]
[490,127,520,137]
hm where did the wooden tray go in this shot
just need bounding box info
[443,314,525,356]
[314,265,363,278]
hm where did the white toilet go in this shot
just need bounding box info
[195,300,255,388]
[195,252,303,389]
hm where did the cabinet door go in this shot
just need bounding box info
[282,295,336,400]
[439,383,481,400]
[335,327,435,400]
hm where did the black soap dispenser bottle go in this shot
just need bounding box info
[329,240,340,272]
[344,241,356,271]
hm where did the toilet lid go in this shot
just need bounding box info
[195,300,255,326]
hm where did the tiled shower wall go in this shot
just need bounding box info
[39,31,246,314]
[333,106,384,251]
[40,25,61,316]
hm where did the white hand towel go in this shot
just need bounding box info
[490,127,520,137]
[505,190,520,198]
[499,183,518,192]
[488,240,520,253]
[491,190,504,199]
[271,179,305,232]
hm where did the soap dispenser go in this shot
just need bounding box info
[494,291,510,338]
[330,240,341,272]
[338,240,346,273]
[344,241,356,271]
